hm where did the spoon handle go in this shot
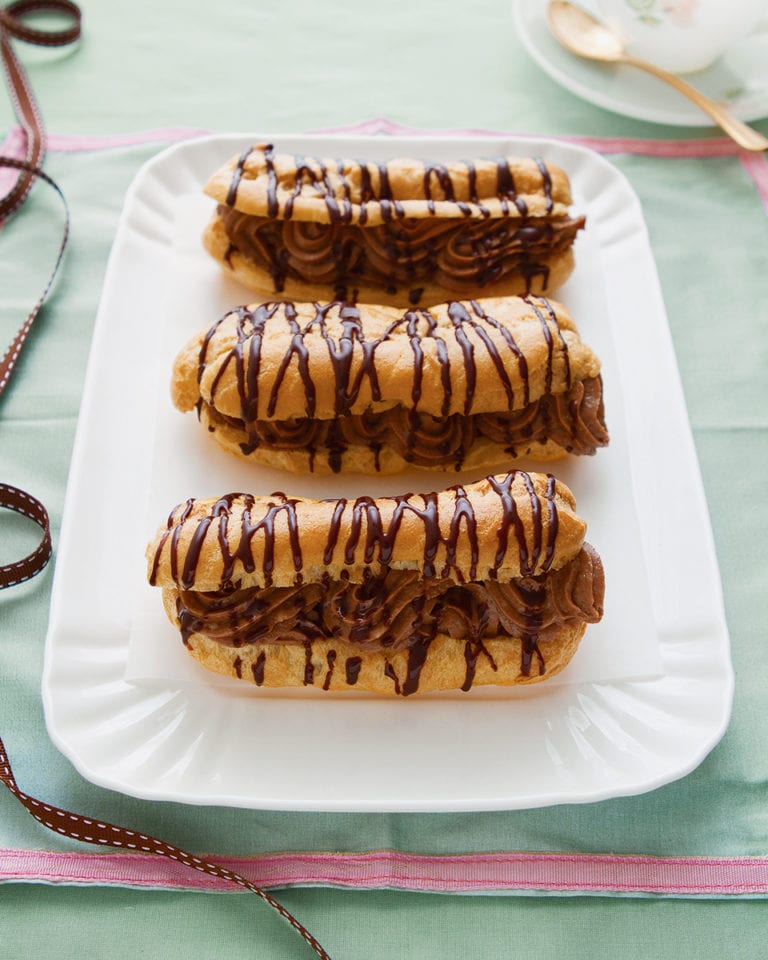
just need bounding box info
[623,55,768,152]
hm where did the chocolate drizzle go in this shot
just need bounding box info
[345,656,363,685]
[535,157,554,215]
[225,146,254,207]
[253,650,266,685]
[302,640,314,685]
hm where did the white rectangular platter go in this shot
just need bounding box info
[42,133,732,811]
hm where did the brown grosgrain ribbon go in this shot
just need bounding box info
[0,482,51,585]
[0,0,81,218]
[0,5,332,957]
[0,737,332,960]
[0,0,72,587]
[0,156,70,398]
[0,0,79,394]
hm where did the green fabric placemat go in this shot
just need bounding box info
[4,886,768,960]
[1,139,766,865]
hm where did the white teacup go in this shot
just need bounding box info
[597,0,768,73]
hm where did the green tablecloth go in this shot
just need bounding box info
[2,1,767,957]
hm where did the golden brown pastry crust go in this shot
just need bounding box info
[179,621,588,695]
[171,296,605,476]
[174,296,595,420]
[146,472,586,593]
[201,145,584,305]
[204,147,576,225]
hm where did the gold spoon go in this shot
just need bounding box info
[546,0,768,152]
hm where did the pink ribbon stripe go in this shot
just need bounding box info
[3,848,768,897]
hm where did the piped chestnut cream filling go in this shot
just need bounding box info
[218,205,585,302]
[205,375,608,472]
[174,544,604,694]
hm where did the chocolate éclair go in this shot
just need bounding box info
[202,144,585,307]
[146,472,604,696]
[171,296,608,475]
